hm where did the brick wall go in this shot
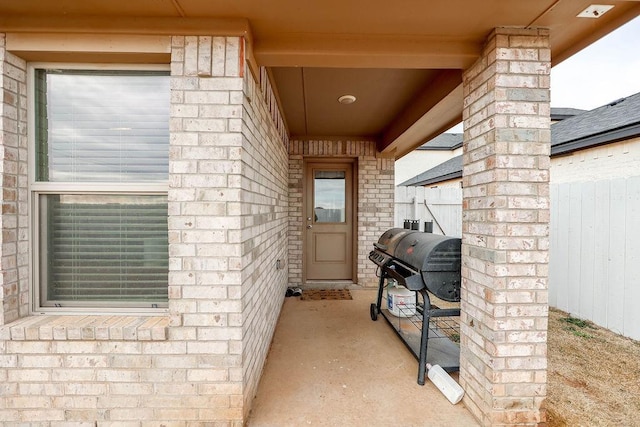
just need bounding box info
[359,155,395,283]
[0,34,28,326]
[239,66,289,413]
[288,141,394,288]
[168,35,248,424]
[0,34,288,425]
[459,28,550,426]
[168,35,289,422]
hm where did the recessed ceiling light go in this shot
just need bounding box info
[577,5,614,18]
[338,95,357,104]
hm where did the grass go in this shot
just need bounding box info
[558,315,598,339]
[547,308,640,426]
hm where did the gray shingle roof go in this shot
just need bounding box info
[551,107,586,121]
[399,155,463,186]
[551,92,640,154]
[402,92,640,186]
[416,133,463,150]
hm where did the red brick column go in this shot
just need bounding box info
[459,28,550,426]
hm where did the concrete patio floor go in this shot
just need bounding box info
[247,289,479,426]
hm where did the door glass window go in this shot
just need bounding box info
[314,170,345,223]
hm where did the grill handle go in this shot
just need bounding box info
[384,264,424,291]
[373,242,388,251]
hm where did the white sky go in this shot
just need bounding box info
[551,15,640,110]
[447,15,640,132]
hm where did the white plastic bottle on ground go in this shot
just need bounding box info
[426,363,465,404]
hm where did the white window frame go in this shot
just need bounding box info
[28,63,171,315]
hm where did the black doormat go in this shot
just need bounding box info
[300,289,353,301]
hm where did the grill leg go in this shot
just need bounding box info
[375,271,386,312]
[417,289,431,385]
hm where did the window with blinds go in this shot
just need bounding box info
[32,67,170,309]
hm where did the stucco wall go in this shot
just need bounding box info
[288,141,394,288]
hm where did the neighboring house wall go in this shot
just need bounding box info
[551,137,640,183]
[549,138,640,341]
[288,141,394,288]
[395,185,462,237]
[394,147,462,185]
[0,35,288,424]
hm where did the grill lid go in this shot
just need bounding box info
[374,228,414,256]
[394,233,461,273]
[372,228,461,302]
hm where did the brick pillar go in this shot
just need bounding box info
[0,34,28,325]
[459,28,550,426]
[169,36,245,424]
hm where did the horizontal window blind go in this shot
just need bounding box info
[41,194,168,304]
[36,70,169,183]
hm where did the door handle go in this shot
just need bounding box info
[307,225,313,229]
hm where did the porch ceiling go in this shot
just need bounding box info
[1,1,639,158]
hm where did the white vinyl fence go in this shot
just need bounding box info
[395,186,462,237]
[395,177,640,340]
[549,176,640,341]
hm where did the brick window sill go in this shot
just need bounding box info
[0,315,168,341]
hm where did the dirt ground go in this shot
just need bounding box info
[546,308,640,426]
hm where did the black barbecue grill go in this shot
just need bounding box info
[369,228,462,385]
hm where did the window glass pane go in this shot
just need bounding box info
[35,69,170,182]
[39,194,169,305]
[314,170,346,223]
